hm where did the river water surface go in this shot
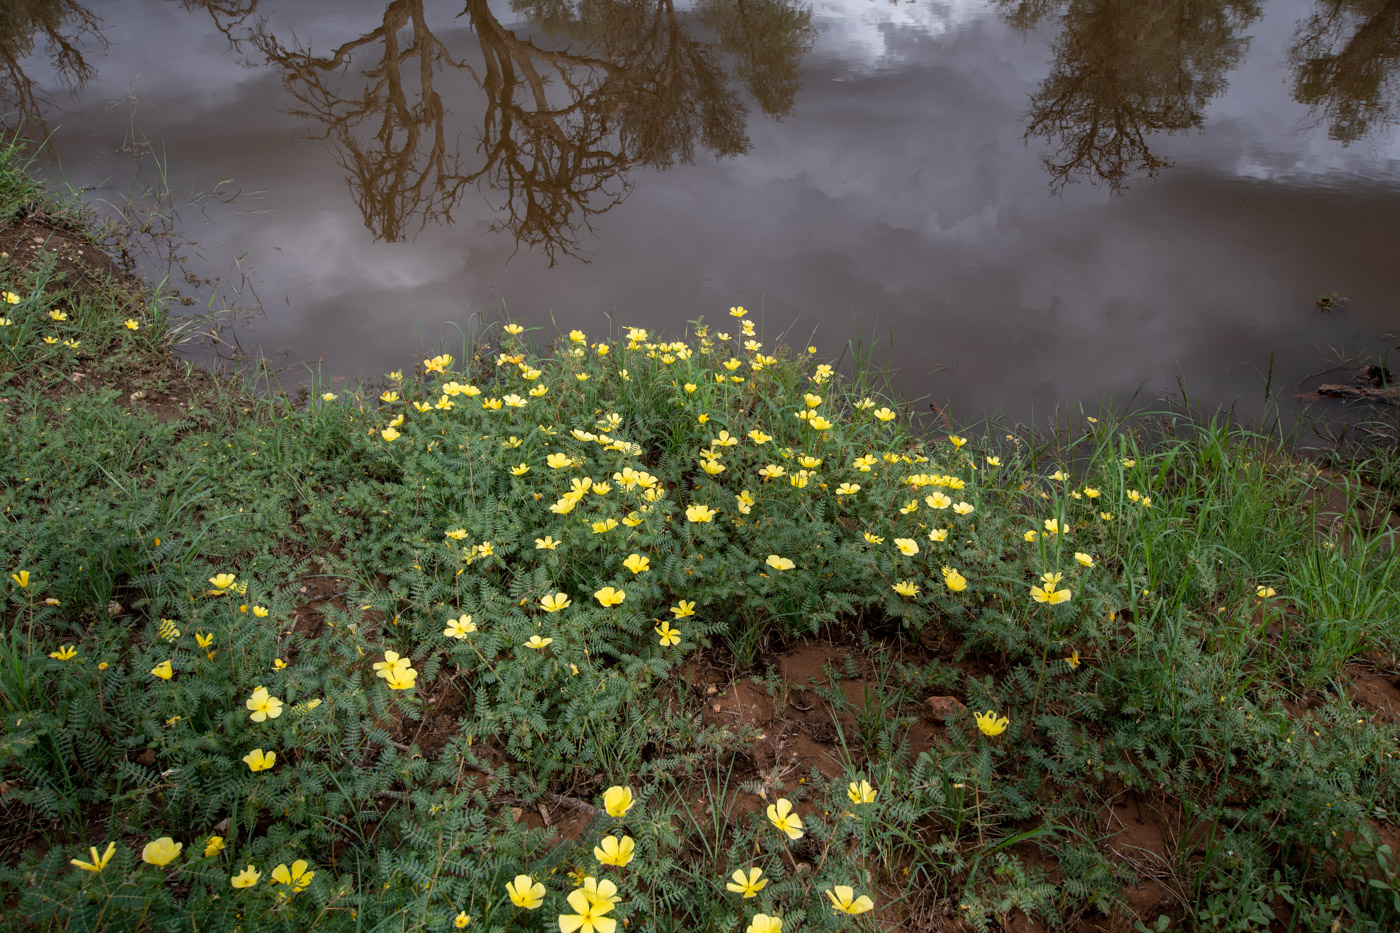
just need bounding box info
[5,0,1400,423]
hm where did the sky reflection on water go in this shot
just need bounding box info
[4,0,1399,423]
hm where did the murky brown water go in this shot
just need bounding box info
[5,0,1399,423]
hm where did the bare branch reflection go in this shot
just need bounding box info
[0,0,105,131]
[185,0,812,262]
[1000,0,1260,193]
[1289,0,1400,144]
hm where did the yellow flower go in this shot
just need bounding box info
[748,429,772,444]
[380,390,399,403]
[1065,650,1081,669]
[700,459,726,475]
[826,886,875,915]
[548,453,573,469]
[836,483,861,496]
[141,837,183,867]
[952,502,975,515]
[1048,469,1069,482]
[150,660,174,680]
[593,834,635,867]
[671,600,696,618]
[603,785,635,817]
[1024,530,1039,542]
[373,650,414,681]
[863,532,884,545]
[383,666,418,690]
[503,394,527,408]
[569,329,588,343]
[686,504,716,523]
[524,635,553,651]
[510,463,531,476]
[623,554,650,574]
[228,865,261,888]
[246,687,284,722]
[1083,486,1100,498]
[507,874,546,909]
[986,456,1002,466]
[873,407,896,422]
[928,528,949,542]
[321,392,337,401]
[948,435,967,448]
[558,886,617,933]
[424,354,453,374]
[894,537,919,556]
[1256,586,1276,598]
[49,309,68,321]
[727,866,768,898]
[766,798,803,839]
[49,644,77,661]
[124,318,140,330]
[848,780,878,804]
[974,710,1009,736]
[455,912,472,928]
[942,567,968,592]
[209,572,237,593]
[204,836,225,857]
[765,555,795,571]
[444,614,478,637]
[684,382,698,394]
[252,605,269,618]
[71,842,116,873]
[270,859,315,892]
[535,536,560,550]
[1100,511,1114,521]
[1042,518,1063,535]
[540,593,571,614]
[747,914,783,933]
[1121,458,1136,467]
[1030,578,1072,604]
[591,518,618,534]
[893,580,920,597]
[1,290,20,303]
[594,587,626,608]
[504,323,524,335]
[1075,552,1094,568]
[530,385,549,397]
[655,621,681,646]
[380,427,402,442]
[925,491,952,510]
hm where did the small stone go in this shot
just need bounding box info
[924,695,968,721]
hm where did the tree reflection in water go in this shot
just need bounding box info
[181,0,813,261]
[0,0,104,131]
[1289,0,1400,144]
[999,0,1261,193]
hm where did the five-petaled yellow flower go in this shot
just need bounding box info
[766,798,803,839]
[593,834,635,867]
[231,865,261,888]
[894,537,919,556]
[524,635,553,651]
[747,914,783,933]
[1075,552,1095,567]
[1256,586,1276,598]
[508,874,546,909]
[975,710,1009,736]
[765,555,795,572]
[942,567,968,592]
[151,660,174,680]
[209,573,237,593]
[848,780,878,804]
[246,687,284,722]
[541,593,571,613]
[1030,571,1072,604]
[623,553,650,574]
[243,748,276,771]
[71,842,116,873]
[594,587,626,608]
[893,581,919,597]
[558,885,617,933]
[671,600,696,618]
[271,859,315,892]
[655,621,681,646]
[49,644,77,661]
[142,837,182,867]
[826,886,875,915]
[444,614,477,637]
[727,866,768,898]
[455,912,472,928]
[204,835,225,857]
[686,504,716,523]
[536,536,560,550]
[603,785,635,817]
[10,570,29,588]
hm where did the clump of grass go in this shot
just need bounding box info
[1,157,1398,933]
